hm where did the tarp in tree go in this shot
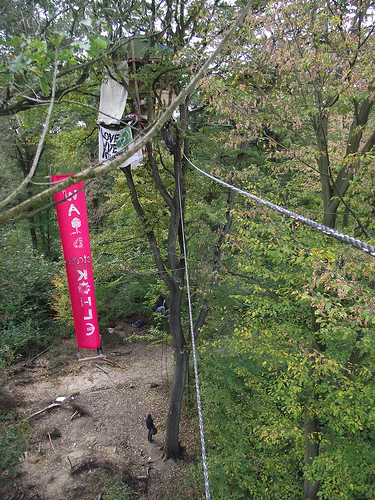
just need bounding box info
[97,75,128,126]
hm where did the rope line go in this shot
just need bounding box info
[183,154,375,258]
[177,174,211,500]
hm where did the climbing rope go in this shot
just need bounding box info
[177,174,211,500]
[183,154,375,258]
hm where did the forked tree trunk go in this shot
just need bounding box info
[314,97,375,230]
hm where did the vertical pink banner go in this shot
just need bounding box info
[51,175,100,349]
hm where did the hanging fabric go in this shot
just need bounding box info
[97,75,128,126]
[98,124,145,169]
[51,175,101,350]
[98,125,129,161]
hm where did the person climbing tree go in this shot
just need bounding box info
[152,294,169,317]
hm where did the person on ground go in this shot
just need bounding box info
[152,294,169,317]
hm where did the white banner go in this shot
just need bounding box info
[98,125,145,168]
[97,76,128,126]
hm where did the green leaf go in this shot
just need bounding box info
[39,76,50,96]
[88,35,107,53]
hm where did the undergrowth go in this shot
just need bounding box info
[128,324,171,344]
[0,417,28,478]
[100,472,134,499]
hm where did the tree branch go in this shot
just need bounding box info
[0,51,59,211]
[121,166,169,278]
[147,142,174,208]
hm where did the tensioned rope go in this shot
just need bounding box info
[183,154,375,258]
[177,174,211,500]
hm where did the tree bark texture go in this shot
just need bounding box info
[303,409,320,500]
[165,282,190,458]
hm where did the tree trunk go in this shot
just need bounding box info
[313,112,336,229]
[303,409,320,500]
[164,325,189,457]
[121,135,190,459]
[302,309,323,499]
[163,278,190,459]
[27,185,38,251]
[165,352,189,458]
[27,208,38,251]
[314,97,375,229]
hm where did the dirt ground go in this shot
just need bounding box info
[0,321,200,499]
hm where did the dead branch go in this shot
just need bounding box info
[78,355,104,362]
[30,345,52,362]
[70,410,79,421]
[25,403,60,420]
[95,364,109,374]
[101,359,126,368]
[48,433,56,453]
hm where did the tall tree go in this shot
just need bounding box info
[117,0,252,458]
[197,200,375,498]
[208,0,375,232]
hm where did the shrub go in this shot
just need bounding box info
[0,239,58,361]
[0,420,28,476]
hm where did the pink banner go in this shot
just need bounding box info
[51,175,100,350]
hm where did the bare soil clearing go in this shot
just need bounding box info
[1,321,199,499]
